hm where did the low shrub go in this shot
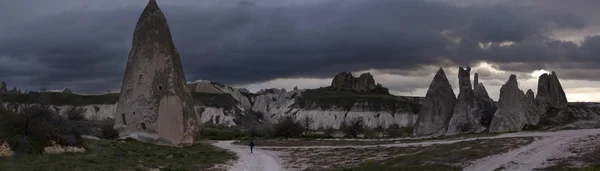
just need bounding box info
[100,119,119,139]
[66,107,87,121]
[274,116,304,139]
[340,117,365,138]
[0,104,84,154]
[197,125,244,140]
[385,124,412,138]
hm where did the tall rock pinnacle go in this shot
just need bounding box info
[413,68,457,136]
[114,0,197,146]
[490,75,528,132]
[473,73,497,127]
[536,71,568,110]
[446,67,485,135]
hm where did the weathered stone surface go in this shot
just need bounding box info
[0,140,13,157]
[446,67,485,135]
[114,0,197,146]
[331,72,377,92]
[473,73,479,87]
[536,72,568,110]
[413,68,457,136]
[523,89,539,125]
[490,75,528,132]
[188,80,252,109]
[473,81,497,127]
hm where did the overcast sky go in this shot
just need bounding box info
[0,0,599,101]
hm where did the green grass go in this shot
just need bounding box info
[0,92,119,106]
[197,125,245,140]
[293,87,421,113]
[0,91,242,110]
[0,139,235,171]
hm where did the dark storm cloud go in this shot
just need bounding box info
[0,0,597,93]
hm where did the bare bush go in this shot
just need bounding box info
[300,115,314,133]
[340,117,365,138]
[0,104,84,154]
[386,124,412,138]
[66,107,87,121]
[274,116,304,139]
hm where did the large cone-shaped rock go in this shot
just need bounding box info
[490,75,528,132]
[473,73,497,127]
[114,0,197,146]
[413,68,457,136]
[536,72,568,110]
[446,67,485,135]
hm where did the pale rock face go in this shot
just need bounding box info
[331,72,377,92]
[490,75,528,132]
[43,141,86,154]
[248,88,416,129]
[195,106,237,127]
[114,0,197,146]
[446,67,485,135]
[251,88,298,117]
[473,73,498,127]
[188,80,252,109]
[413,68,457,136]
[0,141,13,157]
[50,104,116,120]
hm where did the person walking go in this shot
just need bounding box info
[249,140,255,153]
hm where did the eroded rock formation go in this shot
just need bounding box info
[473,73,497,127]
[331,72,377,92]
[114,0,197,146]
[523,89,540,125]
[188,80,252,109]
[413,68,457,136]
[536,72,568,110]
[446,67,484,135]
[490,75,528,132]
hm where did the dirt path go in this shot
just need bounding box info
[464,129,600,170]
[212,141,283,171]
[214,129,600,170]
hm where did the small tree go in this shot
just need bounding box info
[340,117,365,138]
[274,116,303,139]
[63,88,73,94]
[0,82,7,92]
[66,107,86,121]
[300,115,314,134]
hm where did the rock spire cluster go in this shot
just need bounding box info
[413,68,568,136]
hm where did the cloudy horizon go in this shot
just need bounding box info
[1,0,599,102]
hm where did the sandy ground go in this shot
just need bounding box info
[465,129,600,170]
[214,128,600,171]
[212,141,283,171]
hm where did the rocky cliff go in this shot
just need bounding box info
[184,72,418,129]
[331,72,379,93]
[114,0,196,146]
[413,68,457,136]
[490,75,529,132]
[536,72,568,110]
[446,67,485,135]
